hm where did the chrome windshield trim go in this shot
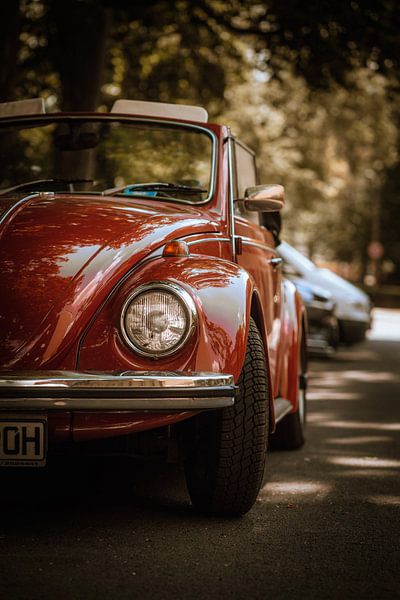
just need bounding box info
[226,132,236,261]
[0,115,218,206]
[0,192,40,225]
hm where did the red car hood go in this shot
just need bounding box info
[0,193,218,368]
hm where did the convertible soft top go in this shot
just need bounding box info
[0,97,208,123]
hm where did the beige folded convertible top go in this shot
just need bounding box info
[111,99,208,123]
[0,98,45,117]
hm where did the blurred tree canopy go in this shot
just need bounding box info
[4,0,400,107]
[223,68,397,274]
[1,0,400,282]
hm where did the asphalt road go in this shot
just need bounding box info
[1,309,399,599]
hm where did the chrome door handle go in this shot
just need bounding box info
[268,257,283,269]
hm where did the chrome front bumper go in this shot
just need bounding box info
[0,371,236,411]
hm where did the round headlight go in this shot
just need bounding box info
[121,282,197,357]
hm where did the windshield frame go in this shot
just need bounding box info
[0,113,218,205]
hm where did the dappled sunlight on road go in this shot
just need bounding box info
[368,308,400,341]
[0,315,398,600]
[327,456,400,468]
[326,435,392,445]
[338,370,399,383]
[309,366,399,388]
[265,309,400,509]
[319,348,380,363]
[259,480,331,502]
[333,469,398,478]
[306,411,336,423]
[312,420,400,431]
[367,495,400,506]
[308,390,362,401]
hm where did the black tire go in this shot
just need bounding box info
[183,318,270,517]
[270,330,307,451]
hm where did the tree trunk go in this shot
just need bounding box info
[0,0,20,102]
[50,0,111,111]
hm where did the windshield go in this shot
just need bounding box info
[0,117,214,202]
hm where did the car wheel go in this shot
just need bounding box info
[270,331,307,450]
[183,317,270,517]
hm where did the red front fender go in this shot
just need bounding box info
[283,279,306,412]
[78,255,256,382]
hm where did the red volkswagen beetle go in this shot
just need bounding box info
[0,98,307,516]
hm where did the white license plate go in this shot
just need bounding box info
[0,418,47,467]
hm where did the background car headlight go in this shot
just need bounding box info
[121,282,197,357]
[349,300,368,311]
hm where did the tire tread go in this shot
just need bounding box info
[184,318,270,516]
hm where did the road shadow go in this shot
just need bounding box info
[0,335,399,599]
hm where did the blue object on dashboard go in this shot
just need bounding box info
[123,188,157,197]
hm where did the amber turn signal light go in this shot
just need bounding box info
[162,240,190,257]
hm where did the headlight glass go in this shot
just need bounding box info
[350,301,367,311]
[121,283,196,357]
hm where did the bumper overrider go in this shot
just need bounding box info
[0,371,236,411]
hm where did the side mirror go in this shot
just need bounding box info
[243,184,285,212]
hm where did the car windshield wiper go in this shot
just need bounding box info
[103,182,207,197]
[0,178,93,196]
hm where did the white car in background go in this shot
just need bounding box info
[278,241,372,344]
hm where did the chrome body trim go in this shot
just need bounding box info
[0,397,234,411]
[268,257,283,268]
[274,397,292,423]
[120,281,197,358]
[298,388,306,425]
[0,371,234,389]
[0,371,235,410]
[186,236,231,247]
[241,236,277,254]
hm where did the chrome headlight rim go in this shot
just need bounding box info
[120,281,197,358]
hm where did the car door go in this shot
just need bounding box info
[232,139,283,389]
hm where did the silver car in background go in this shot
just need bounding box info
[278,241,372,344]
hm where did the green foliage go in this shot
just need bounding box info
[2,0,400,280]
[197,0,400,89]
[221,66,398,276]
